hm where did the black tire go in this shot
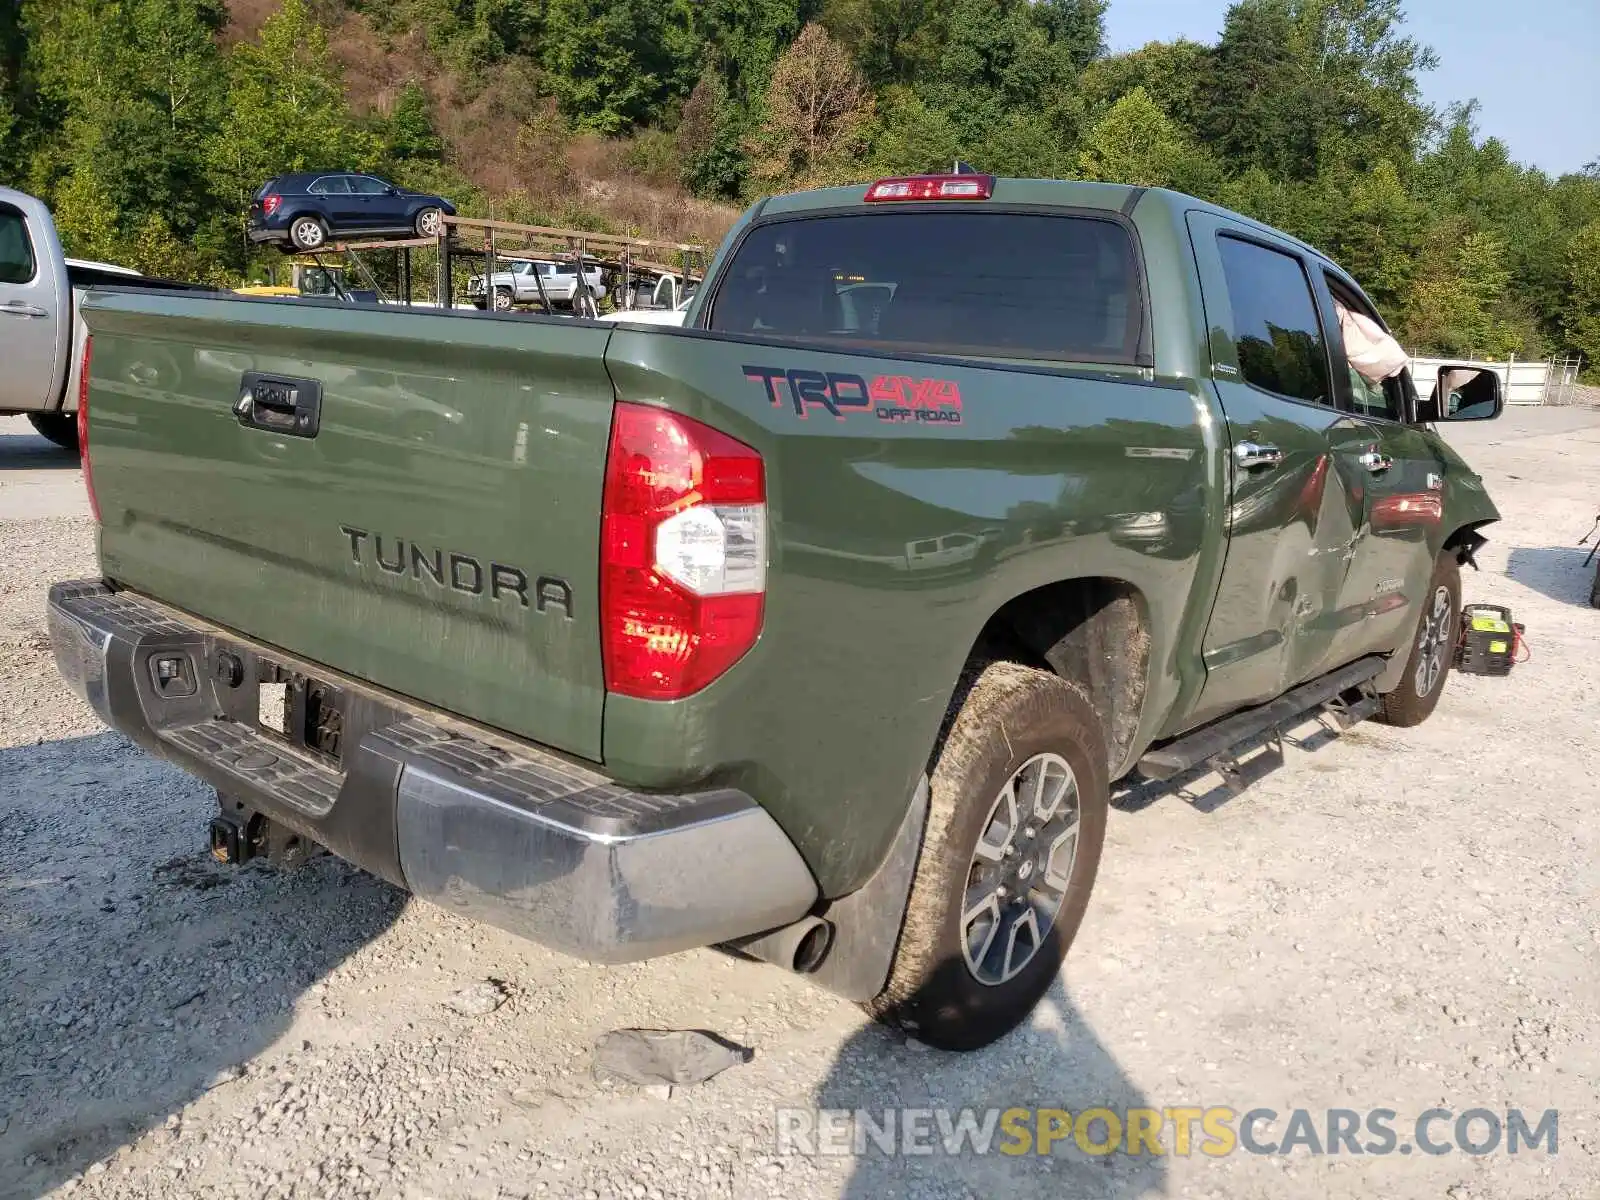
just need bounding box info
[288,215,328,251]
[1376,550,1461,727]
[492,287,515,312]
[27,411,80,453]
[865,661,1108,1051]
[414,207,444,239]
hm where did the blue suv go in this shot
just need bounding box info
[248,173,456,251]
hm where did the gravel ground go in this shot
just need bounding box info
[1,409,1597,1200]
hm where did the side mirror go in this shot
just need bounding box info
[1425,365,1503,422]
[385,186,398,196]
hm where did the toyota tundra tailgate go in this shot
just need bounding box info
[78,292,614,760]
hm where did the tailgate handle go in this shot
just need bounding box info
[235,372,322,438]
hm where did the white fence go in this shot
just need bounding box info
[1540,355,1589,405]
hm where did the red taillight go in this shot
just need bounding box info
[263,194,282,216]
[78,336,100,522]
[864,174,995,202]
[601,403,766,700]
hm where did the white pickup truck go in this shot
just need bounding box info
[0,187,208,452]
[466,258,608,311]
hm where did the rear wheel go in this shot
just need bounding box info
[27,411,79,452]
[1589,562,1600,610]
[289,216,328,251]
[1376,550,1461,727]
[492,287,515,312]
[414,207,443,239]
[865,661,1108,1051]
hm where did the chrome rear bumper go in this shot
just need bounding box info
[48,580,818,963]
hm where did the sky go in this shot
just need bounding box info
[1102,0,1598,177]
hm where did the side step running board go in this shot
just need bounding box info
[1137,655,1386,782]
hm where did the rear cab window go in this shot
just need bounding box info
[0,203,37,285]
[706,210,1144,364]
[1215,235,1331,406]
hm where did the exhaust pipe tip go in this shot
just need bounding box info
[791,918,834,974]
[731,915,835,976]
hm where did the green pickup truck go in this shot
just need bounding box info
[49,176,1502,1050]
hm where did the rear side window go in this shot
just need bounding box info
[0,205,37,285]
[309,176,351,195]
[708,211,1144,363]
[1217,235,1330,405]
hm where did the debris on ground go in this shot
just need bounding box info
[591,1028,753,1087]
[442,979,509,1017]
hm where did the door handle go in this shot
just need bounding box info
[1234,441,1283,469]
[0,301,48,318]
[1358,450,1394,473]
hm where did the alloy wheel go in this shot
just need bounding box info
[961,751,1081,986]
[1413,585,1453,698]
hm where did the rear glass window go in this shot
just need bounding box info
[0,205,37,284]
[707,211,1143,362]
[1216,235,1330,405]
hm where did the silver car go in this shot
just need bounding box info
[467,259,607,311]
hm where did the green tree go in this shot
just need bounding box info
[1415,103,1598,352]
[1320,160,1421,310]
[882,0,1090,173]
[1561,221,1600,369]
[540,0,678,134]
[1200,0,1433,181]
[1404,227,1518,356]
[821,0,952,87]
[694,0,821,103]
[386,80,445,163]
[1077,87,1219,194]
[916,0,1064,144]
[869,86,960,174]
[1029,0,1106,72]
[22,0,228,270]
[677,68,748,197]
[1078,39,1211,137]
[0,0,25,158]
[355,0,544,77]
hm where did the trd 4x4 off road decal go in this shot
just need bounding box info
[742,365,963,424]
